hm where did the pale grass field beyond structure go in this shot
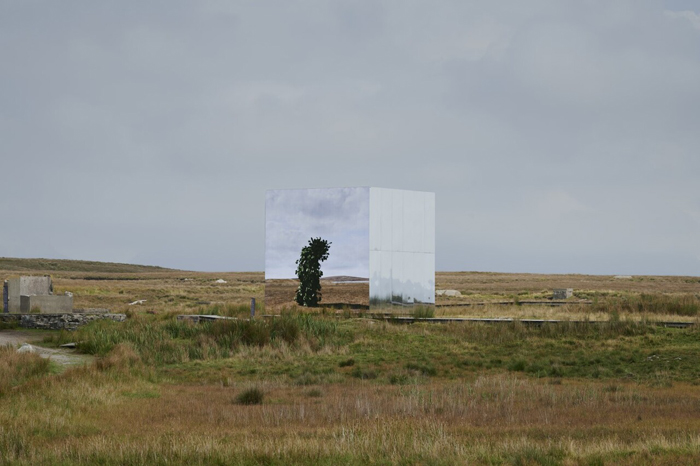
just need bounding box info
[1,259,700,465]
[0,258,697,320]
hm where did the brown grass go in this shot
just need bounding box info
[1,262,699,464]
[265,279,369,311]
[3,366,700,464]
[436,271,700,297]
[2,267,697,319]
[0,345,52,396]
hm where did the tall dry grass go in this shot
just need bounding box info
[0,345,51,396]
[43,312,348,365]
[2,366,700,464]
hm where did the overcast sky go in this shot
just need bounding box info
[1,1,699,275]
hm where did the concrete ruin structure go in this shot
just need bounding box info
[552,288,574,300]
[3,275,73,313]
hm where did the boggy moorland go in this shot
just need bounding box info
[1,259,700,465]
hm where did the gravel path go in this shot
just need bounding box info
[0,330,93,366]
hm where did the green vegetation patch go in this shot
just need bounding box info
[48,313,351,367]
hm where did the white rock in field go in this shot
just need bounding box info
[17,344,35,354]
[215,279,227,284]
[128,299,147,306]
[436,289,461,297]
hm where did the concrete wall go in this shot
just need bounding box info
[21,276,52,296]
[7,278,21,313]
[20,295,73,313]
[7,276,54,312]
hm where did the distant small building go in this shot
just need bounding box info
[552,288,573,300]
[3,275,73,313]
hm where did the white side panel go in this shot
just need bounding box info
[380,189,393,251]
[425,192,435,255]
[369,188,435,307]
[391,190,403,252]
[369,187,382,252]
[403,190,422,253]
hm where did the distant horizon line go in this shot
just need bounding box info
[1,256,698,278]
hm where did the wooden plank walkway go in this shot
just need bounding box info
[436,300,592,308]
[371,316,695,328]
[177,314,696,329]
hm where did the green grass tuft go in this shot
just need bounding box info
[234,387,264,405]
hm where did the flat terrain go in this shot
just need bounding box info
[1,259,699,465]
[265,279,369,310]
[2,261,697,319]
[0,330,93,367]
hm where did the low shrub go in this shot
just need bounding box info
[507,360,526,372]
[351,366,378,380]
[338,358,355,367]
[234,387,264,405]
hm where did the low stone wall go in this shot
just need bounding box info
[0,313,126,331]
[0,314,19,325]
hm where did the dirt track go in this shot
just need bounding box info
[0,330,92,366]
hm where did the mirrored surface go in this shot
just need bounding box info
[265,187,370,310]
[369,188,435,308]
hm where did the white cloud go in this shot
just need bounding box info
[665,10,700,29]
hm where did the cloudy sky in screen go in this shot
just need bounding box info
[265,188,369,279]
[1,1,699,275]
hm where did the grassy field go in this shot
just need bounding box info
[1,259,700,464]
[265,278,369,310]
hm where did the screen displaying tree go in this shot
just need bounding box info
[295,237,331,307]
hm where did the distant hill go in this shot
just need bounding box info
[321,276,369,282]
[0,257,174,273]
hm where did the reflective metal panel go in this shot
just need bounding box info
[265,187,434,311]
[265,187,370,310]
[369,188,435,308]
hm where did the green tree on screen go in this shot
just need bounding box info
[295,237,331,307]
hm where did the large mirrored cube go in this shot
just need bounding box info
[265,187,434,311]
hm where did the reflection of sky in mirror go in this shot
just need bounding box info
[266,188,369,279]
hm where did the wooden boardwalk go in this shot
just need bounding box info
[371,316,695,328]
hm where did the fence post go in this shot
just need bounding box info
[3,281,8,313]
